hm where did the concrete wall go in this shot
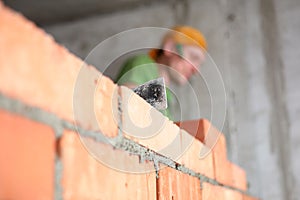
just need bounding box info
[44,0,300,199]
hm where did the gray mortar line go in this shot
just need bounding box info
[54,154,63,200]
[0,93,109,143]
[0,93,64,138]
[117,87,123,137]
[0,93,252,196]
[113,136,251,195]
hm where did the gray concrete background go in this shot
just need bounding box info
[5,0,300,199]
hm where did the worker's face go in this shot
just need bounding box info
[167,44,205,85]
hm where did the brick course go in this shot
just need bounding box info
[59,130,156,199]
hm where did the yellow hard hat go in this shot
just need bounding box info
[164,26,207,50]
[149,25,207,59]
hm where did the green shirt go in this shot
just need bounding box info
[115,54,173,119]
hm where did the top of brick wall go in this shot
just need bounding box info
[0,2,119,137]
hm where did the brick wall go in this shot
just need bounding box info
[0,2,258,200]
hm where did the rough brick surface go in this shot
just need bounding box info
[176,119,224,179]
[202,182,224,200]
[177,119,248,190]
[0,109,55,200]
[223,187,243,200]
[59,130,156,200]
[75,66,119,137]
[212,132,233,186]
[157,166,201,199]
[0,2,79,120]
[121,87,215,178]
[0,3,118,137]
[176,130,215,179]
[202,182,243,200]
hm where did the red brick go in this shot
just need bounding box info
[189,172,202,199]
[0,3,118,137]
[175,119,207,142]
[176,117,248,190]
[157,166,201,199]
[176,119,221,158]
[223,187,243,200]
[212,133,233,186]
[198,119,222,151]
[202,182,224,200]
[202,182,243,200]
[59,130,156,199]
[121,86,180,156]
[76,67,119,137]
[0,3,79,120]
[121,88,214,179]
[177,130,215,179]
[0,109,55,200]
[231,163,247,191]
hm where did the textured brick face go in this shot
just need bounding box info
[212,133,232,185]
[0,3,81,121]
[202,182,243,200]
[176,119,248,190]
[59,130,156,200]
[157,166,202,200]
[0,3,118,137]
[175,119,218,179]
[177,130,215,179]
[0,110,55,200]
[202,182,225,200]
[74,66,119,137]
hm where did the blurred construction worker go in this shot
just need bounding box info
[115,25,207,119]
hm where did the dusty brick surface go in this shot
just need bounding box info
[0,109,55,200]
[157,166,201,200]
[59,130,156,200]
[0,3,118,137]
